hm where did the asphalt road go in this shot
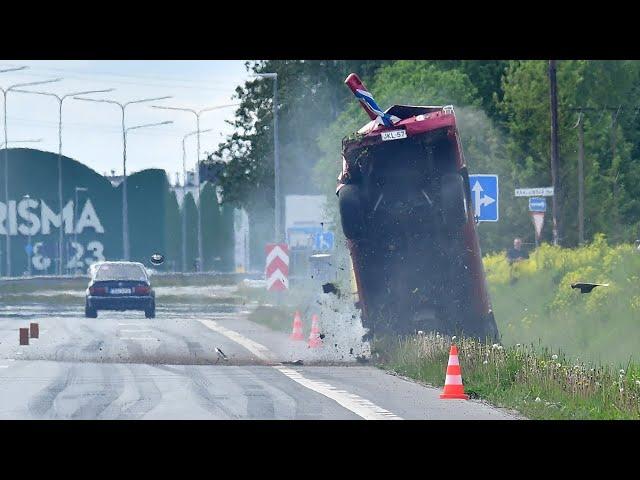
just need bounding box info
[0,297,519,420]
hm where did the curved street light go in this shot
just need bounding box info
[1,77,61,276]
[151,102,239,271]
[12,87,115,274]
[73,95,172,260]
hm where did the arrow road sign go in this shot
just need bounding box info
[314,231,334,251]
[469,174,499,222]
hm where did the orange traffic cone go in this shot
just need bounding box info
[290,311,305,341]
[440,344,469,400]
[307,314,322,348]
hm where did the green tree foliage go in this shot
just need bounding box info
[200,183,221,271]
[181,193,198,272]
[212,60,389,266]
[499,60,640,245]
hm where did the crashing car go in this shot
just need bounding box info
[337,73,498,341]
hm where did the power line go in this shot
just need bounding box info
[0,65,241,93]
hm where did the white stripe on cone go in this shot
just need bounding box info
[448,355,459,366]
[445,374,463,385]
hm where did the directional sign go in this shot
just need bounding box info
[314,231,334,251]
[469,174,499,222]
[529,197,546,212]
[515,187,554,197]
[265,243,289,291]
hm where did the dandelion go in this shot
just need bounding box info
[552,354,558,360]
[620,387,624,393]
[635,380,640,386]
[557,363,562,368]
[516,344,521,347]
[452,336,457,341]
[492,343,499,349]
[535,397,541,403]
[619,369,625,375]
[483,360,488,365]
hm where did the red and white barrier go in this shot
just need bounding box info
[265,243,289,291]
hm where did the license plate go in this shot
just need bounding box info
[110,288,131,295]
[381,129,407,141]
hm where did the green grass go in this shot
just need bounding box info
[376,334,640,419]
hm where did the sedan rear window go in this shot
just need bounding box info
[95,264,147,281]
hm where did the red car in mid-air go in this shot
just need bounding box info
[337,73,498,340]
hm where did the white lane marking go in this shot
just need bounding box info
[198,319,402,420]
[118,323,146,326]
[199,320,277,363]
[274,366,402,420]
[121,337,157,341]
[0,365,9,369]
[120,329,152,333]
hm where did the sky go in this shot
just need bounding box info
[0,60,251,185]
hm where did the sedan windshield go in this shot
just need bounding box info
[95,264,147,281]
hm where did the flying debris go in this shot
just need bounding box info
[215,347,228,362]
[150,253,165,265]
[571,282,610,294]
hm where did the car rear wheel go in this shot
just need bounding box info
[440,173,468,230]
[338,184,366,240]
[85,303,98,318]
[145,302,156,319]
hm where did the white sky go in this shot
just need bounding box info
[0,60,251,184]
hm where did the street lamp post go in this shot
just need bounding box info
[74,187,87,274]
[252,73,280,242]
[151,103,238,272]
[181,128,212,272]
[1,76,61,277]
[13,88,114,274]
[22,194,32,276]
[73,95,172,260]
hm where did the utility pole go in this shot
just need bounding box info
[573,111,585,245]
[549,60,561,246]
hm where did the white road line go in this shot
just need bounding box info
[0,365,9,369]
[198,319,402,420]
[118,323,146,326]
[121,337,157,341]
[120,329,153,333]
[199,320,277,363]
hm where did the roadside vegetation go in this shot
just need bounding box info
[376,333,640,419]
[485,235,640,365]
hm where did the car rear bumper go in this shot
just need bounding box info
[87,295,153,311]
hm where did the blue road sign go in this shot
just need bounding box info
[314,231,335,251]
[529,197,546,212]
[469,174,499,222]
[25,243,33,256]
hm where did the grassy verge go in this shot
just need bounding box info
[376,333,640,419]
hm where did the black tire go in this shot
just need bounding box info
[145,302,156,319]
[338,184,366,240]
[440,173,468,229]
[85,303,98,318]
